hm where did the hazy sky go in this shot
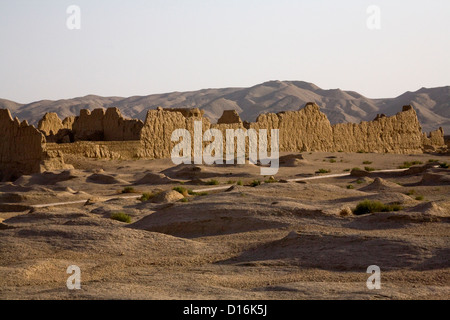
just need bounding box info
[0,0,449,103]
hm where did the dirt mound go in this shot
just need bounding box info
[420,170,450,185]
[161,164,224,180]
[134,173,175,185]
[151,190,185,204]
[220,232,427,271]
[131,195,290,238]
[360,177,402,191]
[14,170,81,186]
[279,154,306,167]
[86,173,129,185]
[407,201,449,217]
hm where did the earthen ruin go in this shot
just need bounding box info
[0,103,446,180]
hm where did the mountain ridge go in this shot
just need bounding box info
[2,81,449,133]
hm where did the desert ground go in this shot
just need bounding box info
[0,151,449,300]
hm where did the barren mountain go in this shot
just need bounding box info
[5,81,450,133]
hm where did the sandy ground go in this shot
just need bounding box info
[0,152,449,300]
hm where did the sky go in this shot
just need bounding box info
[0,0,449,103]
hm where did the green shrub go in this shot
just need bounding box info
[415,196,424,201]
[264,177,278,183]
[188,190,208,196]
[357,150,365,154]
[406,190,415,196]
[329,159,336,163]
[206,179,220,185]
[122,187,136,194]
[347,185,354,189]
[356,179,364,184]
[250,180,261,187]
[226,180,236,185]
[180,198,189,203]
[399,161,423,169]
[316,169,330,174]
[363,161,373,165]
[364,167,375,172]
[140,192,155,202]
[237,180,243,186]
[428,159,439,163]
[353,200,403,215]
[439,162,449,168]
[110,212,131,223]
[343,169,351,172]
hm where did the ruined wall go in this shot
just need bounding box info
[46,141,141,160]
[38,108,144,142]
[138,107,210,159]
[138,103,446,159]
[1,103,446,179]
[332,106,427,154]
[0,109,45,180]
[217,110,243,125]
[38,112,65,136]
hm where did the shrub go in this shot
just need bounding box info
[264,177,278,183]
[428,159,439,163]
[343,169,351,172]
[356,179,364,184]
[206,179,220,185]
[188,190,208,196]
[237,180,243,186]
[406,190,415,196]
[363,161,373,165]
[180,198,189,203]
[140,192,155,202]
[250,180,261,187]
[110,212,131,223]
[439,162,449,169]
[353,200,403,215]
[357,150,365,154]
[399,161,423,169]
[316,169,331,174]
[415,195,424,201]
[364,167,375,172]
[347,185,354,189]
[329,159,336,163]
[226,180,236,185]
[122,187,136,194]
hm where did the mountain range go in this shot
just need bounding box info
[1,81,449,134]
